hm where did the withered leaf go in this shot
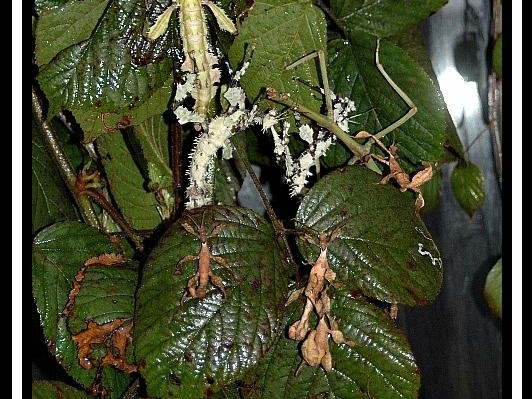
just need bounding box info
[72,318,137,373]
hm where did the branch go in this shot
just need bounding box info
[32,84,100,227]
[230,135,298,271]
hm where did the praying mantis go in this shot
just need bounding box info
[145,0,237,122]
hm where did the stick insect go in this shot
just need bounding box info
[266,38,418,172]
[146,0,237,122]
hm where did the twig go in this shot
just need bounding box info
[79,188,144,251]
[32,84,100,227]
[230,135,298,271]
[170,121,183,215]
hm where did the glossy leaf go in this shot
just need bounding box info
[66,258,138,335]
[245,294,419,399]
[127,114,173,187]
[37,0,176,116]
[228,0,327,113]
[72,77,175,143]
[32,380,92,399]
[328,32,447,167]
[97,131,163,230]
[484,258,502,319]
[32,121,79,233]
[134,205,291,399]
[296,165,443,305]
[450,161,485,217]
[34,0,109,66]
[330,0,448,37]
[32,222,132,396]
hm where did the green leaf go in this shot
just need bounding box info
[97,131,163,230]
[484,258,502,318]
[330,0,448,37]
[32,121,79,233]
[37,0,175,116]
[71,77,175,143]
[245,294,419,399]
[35,0,70,11]
[210,383,243,399]
[134,205,290,399]
[32,222,131,394]
[32,380,92,399]
[492,34,502,77]
[228,0,327,113]
[35,0,110,66]
[130,114,172,181]
[296,165,443,305]
[213,158,241,207]
[328,33,447,166]
[66,259,138,334]
[450,161,485,217]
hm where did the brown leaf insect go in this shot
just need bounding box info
[176,212,237,305]
[286,223,356,374]
[355,131,433,215]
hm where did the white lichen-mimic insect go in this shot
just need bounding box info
[145,0,237,121]
[185,104,261,209]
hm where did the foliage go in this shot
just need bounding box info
[32,0,485,397]
[484,258,502,319]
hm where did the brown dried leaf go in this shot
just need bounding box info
[84,253,127,267]
[72,318,137,373]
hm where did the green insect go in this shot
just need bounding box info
[146,0,237,120]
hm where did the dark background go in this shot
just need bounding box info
[32,0,505,397]
[398,0,503,398]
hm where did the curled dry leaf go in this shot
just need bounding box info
[72,318,137,373]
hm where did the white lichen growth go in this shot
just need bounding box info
[173,106,205,125]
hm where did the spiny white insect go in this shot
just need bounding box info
[263,114,335,196]
[316,87,357,133]
[146,0,237,120]
[185,107,260,209]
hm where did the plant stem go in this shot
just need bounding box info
[170,121,183,216]
[32,85,100,227]
[79,188,144,251]
[230,135,298,270]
